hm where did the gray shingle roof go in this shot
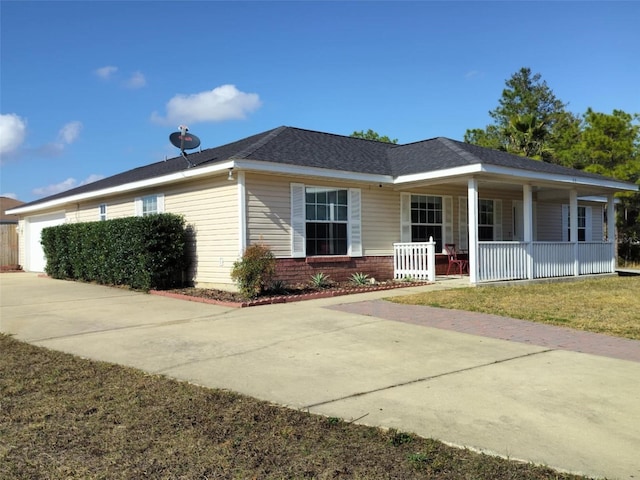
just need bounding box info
[17,126,628,209]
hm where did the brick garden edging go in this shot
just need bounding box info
[150,282,429,308]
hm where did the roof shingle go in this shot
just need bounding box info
[16,126,630,210]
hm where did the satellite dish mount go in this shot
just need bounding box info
[170,125,202,167]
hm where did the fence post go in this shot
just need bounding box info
[427,236,436,282]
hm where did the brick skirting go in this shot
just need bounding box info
[274,255,457,285]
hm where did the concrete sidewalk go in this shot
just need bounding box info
[1,273,639,480]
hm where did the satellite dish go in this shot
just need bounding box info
[170,131,201,152]
[170,125,201,168]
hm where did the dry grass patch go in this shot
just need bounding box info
[390,276,640,340]
[0,334,589,480]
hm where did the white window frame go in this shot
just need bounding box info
[562,204,592,242]
[478,198,503,241]
[135,194,165,217]
[290,183,361,258]
[99,203,107,221]
[401,193,452,253]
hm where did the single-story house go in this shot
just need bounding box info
[7,126,638,288]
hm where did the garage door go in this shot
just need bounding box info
[25,212,66,272]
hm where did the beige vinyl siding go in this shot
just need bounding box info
[536,202,564,241]
[530,201,605,242]
[245,175,404,257]
[164,177,238,288]
[590,205,604,241]
[360,186,400,255]
[245,173,292,257]
[71,197,134,222]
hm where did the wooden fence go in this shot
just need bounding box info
[0,224,19,268]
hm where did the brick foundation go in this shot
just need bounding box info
[274,255,460,285]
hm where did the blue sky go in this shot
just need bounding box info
[1,1,639,203]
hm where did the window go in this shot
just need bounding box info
[99,203,107,221]
[143,196,157,216]
[135,194,164,217]
[305,187,348,255]
[290,183,361,258]
[478,199,494,241]
[410,195,443,251]
[567,206,587,241]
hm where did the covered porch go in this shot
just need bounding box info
[392,176,621,284]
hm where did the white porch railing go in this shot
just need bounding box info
[478,241,615,282]
[392,241,614,283]
[393,240,436,281]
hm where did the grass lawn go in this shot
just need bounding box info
[390,276,640,340]
[1,334,589,480]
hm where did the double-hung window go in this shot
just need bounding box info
[401,193,452,252]
[305,187,348,256]
[410,195,443,251]
[99,203,107,221]
[478,199,495,241]
[563,205,590,241]
[135,194,165,217]
[291,183,361,258]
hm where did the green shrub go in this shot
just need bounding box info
[230,243,276,299]
[41,214,189,291]
[267,279,289,295]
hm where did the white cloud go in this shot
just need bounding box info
[32,174,104,197]
[58,121,82,144]
[95,65,118,80]
[0,113,27,156]
[33,178,78,196]
[33,121,83,157]
[1,192,18,200]
[80,174,104,185]
[125,71,146,89]
[151,84,262,126]
[465,70,483,79]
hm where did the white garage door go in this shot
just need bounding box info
[25,212,66,272]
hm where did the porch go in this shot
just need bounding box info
[393,241,616,283]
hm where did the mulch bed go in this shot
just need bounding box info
[152,281,429,308]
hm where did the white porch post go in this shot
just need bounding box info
[523,184,534,279]
[468,178,479,283]
[570,189,579,276]
[607,194,616,272]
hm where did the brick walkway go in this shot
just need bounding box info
[328,300,640,363]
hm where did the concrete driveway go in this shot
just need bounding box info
[1,273,639,480]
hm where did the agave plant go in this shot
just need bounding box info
[349,272,370,286]
[310,272,331,289]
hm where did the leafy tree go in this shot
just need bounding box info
[575,109,640,249]
[351,129,398,144]
[465,67,570,161]
[577,109,639,180]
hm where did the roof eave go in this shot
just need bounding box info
[394,164,638,192]
[232,159,394,184]
[7,161,236,215]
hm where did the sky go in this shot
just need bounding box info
[1,1,639,203]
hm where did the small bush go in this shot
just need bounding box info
[310,272,331,289]
[350,272,370,286]
[230,243,276,299]
[267,279,289,295]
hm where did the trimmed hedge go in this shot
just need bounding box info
[41,214,189,291]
